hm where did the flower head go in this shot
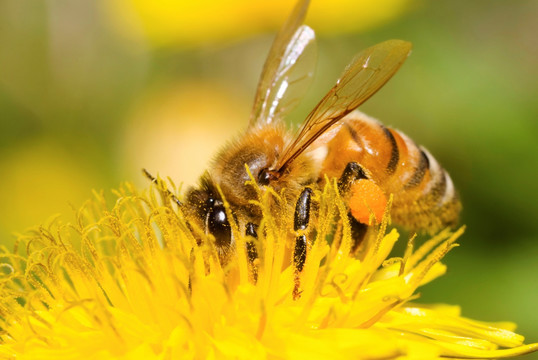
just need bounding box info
[0,179,536,359]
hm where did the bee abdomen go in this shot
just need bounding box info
[381,126,399,175]
[403,148,429,189]
[384,128,461,232]
[321,111,461,233]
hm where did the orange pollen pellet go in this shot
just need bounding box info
[349,179,388,225]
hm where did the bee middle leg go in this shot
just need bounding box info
[293,187,312,272]
[292,187,312,299]
[337,162,369,253]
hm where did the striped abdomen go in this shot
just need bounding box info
[320,111,461,233]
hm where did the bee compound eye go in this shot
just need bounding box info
[208,204,232,247]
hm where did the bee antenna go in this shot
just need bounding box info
[142,168,183,207]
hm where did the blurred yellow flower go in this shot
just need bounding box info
[103,0,415,47]
[0,140,102,248]
[0,179,536,359]
[121,82,248,188]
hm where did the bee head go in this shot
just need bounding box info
[183,176,236,252]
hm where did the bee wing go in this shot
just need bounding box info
[276,39,413,172]
[249,0,317,127]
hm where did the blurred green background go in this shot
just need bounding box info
[0,0,537,352]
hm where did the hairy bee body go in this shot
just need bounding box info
[185,109,459,252]
[162,0,461,258]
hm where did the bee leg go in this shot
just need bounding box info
[294,187,312,233]
[293,187,312,299]
[348,214,368,254]
[245,222,259,282]
[337,162,368,194]
[142,168,182,207]
[245,223,258,263]
[294,235,307,273]
[293,235,307,300]
[338,162,369,252]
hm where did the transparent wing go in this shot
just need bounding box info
[276,39,413,172]
[249,0,317,127]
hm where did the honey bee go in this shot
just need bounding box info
[146,0,461,266]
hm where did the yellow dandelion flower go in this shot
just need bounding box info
[103,0,414,47]
[0,179,536,359]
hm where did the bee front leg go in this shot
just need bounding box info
[142,168,182,207]
[245,223,258,263]
[337,162,369,253]
[245,222,259,282]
